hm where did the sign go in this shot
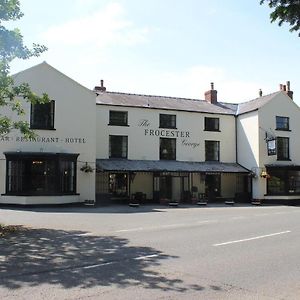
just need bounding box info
[0,136,87,144]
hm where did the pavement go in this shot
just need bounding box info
[0,203,300,299]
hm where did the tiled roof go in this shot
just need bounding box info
[96,91,238,115]
[96,159,249,173]
[236,91,281,115]
[96,90,281,116]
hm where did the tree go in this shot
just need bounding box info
[0,0,49,138]
[260,0,300,36]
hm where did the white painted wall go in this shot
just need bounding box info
[96,105,236,162]
[0,63,96,204]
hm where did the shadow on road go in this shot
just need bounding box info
[0,228,208,293]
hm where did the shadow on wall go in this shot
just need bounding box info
[0,228,210,293]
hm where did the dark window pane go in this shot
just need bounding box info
[277,137,289,160]
[109,111,128,126]
[276,116,289,130]
[109,135,128,158]
[160,138,176,160]
[30,100,55,129]
[205,141,220,161]
[204,117,219,131]
[5,154,78,195]
[160,114,176,129]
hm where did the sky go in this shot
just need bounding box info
[8,0,300,104]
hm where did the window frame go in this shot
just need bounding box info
[160,137,176,160]
[204,117,220,132]
[267,167,300,195]
[276,116,290,131]
[277,137,290,161]
[109,111,128,126]
[159,114,177,129]
[4,152,78,196]
[30,100,55,130]
[205,140,220,161]
[109,135,128,159]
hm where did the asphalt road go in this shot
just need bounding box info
[0,204,299,299]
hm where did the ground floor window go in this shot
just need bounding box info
[5,152,79,196]
[267,168,300,195]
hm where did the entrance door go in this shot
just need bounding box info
[160,176,172,199]
[205,174,221,200]
[172,177,181,201]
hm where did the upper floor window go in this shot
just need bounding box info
[109,111,128,126]
[160,138,176,160]
[159,114,176,129]
[109,135,128,158]
[205,140,220,161]
[204,117,219,131]
[277,137,290,161]
[276,116,289,131]
[30,100,55,130]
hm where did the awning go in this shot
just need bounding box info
[96,159,250,173]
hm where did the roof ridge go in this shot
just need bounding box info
[105,91,206,102]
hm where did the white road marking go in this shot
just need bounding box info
[213,230,291,247]
[82,254,160,270]
[115,220,218,233]
[134,254,159,260]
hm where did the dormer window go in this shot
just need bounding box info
[30,100,55,130]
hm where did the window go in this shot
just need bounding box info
[267,168,300,195]
[159,114,176,129]
[5,153,78,196]
[109,135,128,158]
[30,100,55,130]
[277,137,289,160]
[276,116,289,131]
[204,117,219,131]
[160,138,176,160]
[205,141,220,161]
[109,111,128,126]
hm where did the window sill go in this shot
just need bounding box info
[30,127,56,130]
[275,128,291,132]
[109,157,128,159]
[2,193,80,196]
[204,129,221,132]
[277,158,291,161]
[159,127,177,129]
[108,124,129,127]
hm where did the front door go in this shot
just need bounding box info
[205,174,221,200]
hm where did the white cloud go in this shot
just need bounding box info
[42,2,149,48]
[102,65,273,103]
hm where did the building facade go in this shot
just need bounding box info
[0,63,96,205]
[0,63,299,205]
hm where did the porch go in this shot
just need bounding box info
[96,159,251,205]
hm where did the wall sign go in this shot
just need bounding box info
[0,136,87,144]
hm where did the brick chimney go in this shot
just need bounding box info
[279,81,293,99]
[205,82,217,104]
[94,79,106,92]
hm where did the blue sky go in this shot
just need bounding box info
[8,0,300,104]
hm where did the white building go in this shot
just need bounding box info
[0,63,96,205]
[0,63,299,205]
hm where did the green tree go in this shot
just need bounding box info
[260,0,300,36]
[0,0,49,138]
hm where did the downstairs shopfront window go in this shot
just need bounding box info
[267,168,300,195]
[5,152,78,196]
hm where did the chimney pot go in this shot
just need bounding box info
[286,81,290,91]
[94,79,106,92]
[259,89,263,97]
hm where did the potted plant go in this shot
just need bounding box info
[80,163,94,173]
